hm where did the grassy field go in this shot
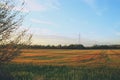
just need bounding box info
[12,49,120,66]
[0,49,120,80]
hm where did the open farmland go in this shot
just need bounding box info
[1,49,120,80]
[12,49,120,66]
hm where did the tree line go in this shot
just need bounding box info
[1,44,119,49]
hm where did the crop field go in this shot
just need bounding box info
[12,49,120,66]
[1,49,120,80]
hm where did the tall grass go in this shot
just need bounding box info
[0,63,120,80]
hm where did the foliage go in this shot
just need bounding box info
[14,44,120,49]
[0,63,120,80]
[0,0,32,63]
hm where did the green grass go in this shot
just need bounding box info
[0,63,120,80]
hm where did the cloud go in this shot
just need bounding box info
[115,32,120,36]
[15,0,45,12]
[82,0,108,16]
[30,19,56,26]
[32,34,101,46]
[16,0,60,12]
[83,0,96,8]
[44,0,61,10]
[25,0,46,12]
[32,34,77,45]
[34,28,53,35]
[21,26,54,35]
[21,25,109,46]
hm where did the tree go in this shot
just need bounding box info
[0,0,32,63]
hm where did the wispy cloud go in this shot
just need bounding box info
[21,26,54,35]
[115,32,120,36]
[43,0,61,10]
[82,0,108,16]
[83,0,96,8]
[24,0,46,12]
[16,0,60,12]
[30,19,56,26]
[32,34,101,46]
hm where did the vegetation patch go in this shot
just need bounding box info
[0,63,120,80]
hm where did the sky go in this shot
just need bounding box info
[18,0,120,46]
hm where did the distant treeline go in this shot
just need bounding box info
[0,44,120,49]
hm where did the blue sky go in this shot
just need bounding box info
[18,0,120,46]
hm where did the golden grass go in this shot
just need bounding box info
[12,49,120,66]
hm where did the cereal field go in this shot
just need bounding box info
[12,49,120,66]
